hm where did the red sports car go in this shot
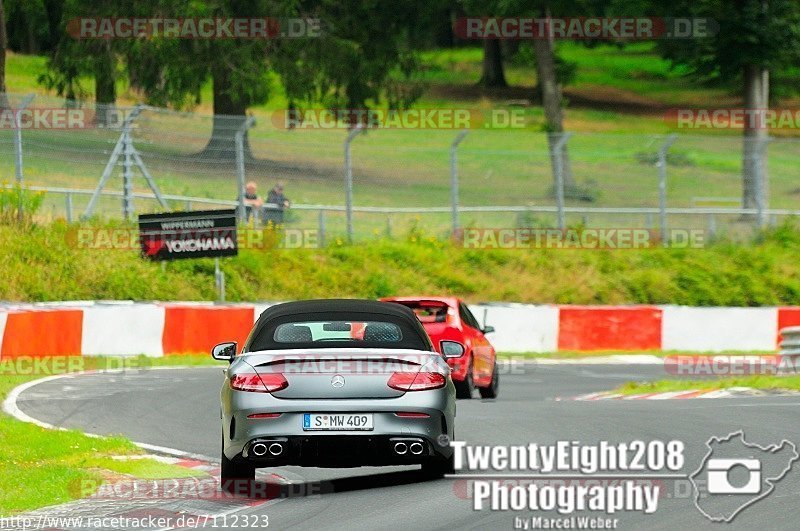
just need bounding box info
[381,297,498,399]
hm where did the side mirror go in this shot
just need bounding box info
[212,342,237,362]
[440,340,465,358]
[482,325,495,334]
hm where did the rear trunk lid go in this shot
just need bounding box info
[242,348,442,399]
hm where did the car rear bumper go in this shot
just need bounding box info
[236,434,448,467]
[222,389,456,464]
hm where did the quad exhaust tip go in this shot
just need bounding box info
[251,443,268,457]
[394,442,408,455]
[409,442,424,455]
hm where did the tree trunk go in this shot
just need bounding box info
[200,64,252,161]
[533,21,575,192]
[94,44,117,127]
[479,39,507,88]
[0,0,7,108]
[741,64,769,222]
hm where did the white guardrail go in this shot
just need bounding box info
[779,327,800,358]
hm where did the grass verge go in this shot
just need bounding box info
[615,375,800,396]
[0,355,214,516]
[4,220,800,305]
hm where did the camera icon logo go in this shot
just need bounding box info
[690,431,798,522]
[706,458,761,494]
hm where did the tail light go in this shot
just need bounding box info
[395,412,431,418]
[247,413,282,419]
[230,373,288,393]
[388,371,446,391]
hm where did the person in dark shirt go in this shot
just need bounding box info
[265,183,291,225]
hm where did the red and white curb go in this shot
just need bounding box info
[3,370,294,531]
[558,387,800,401]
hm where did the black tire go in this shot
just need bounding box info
[453,357,475,399]
[221,436,255,494]
[478,361,499,399]
[421,453,455,479]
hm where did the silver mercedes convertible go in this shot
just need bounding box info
[212,299,457,492]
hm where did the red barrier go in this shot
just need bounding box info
[558,306,662,351]
[0,309,83,358]
[162,306,255,355]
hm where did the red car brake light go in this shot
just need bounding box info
[230,373,288,393]
[388,371,446,391]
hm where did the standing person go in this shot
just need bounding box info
[266,183,291,224]
[242,181,263,222]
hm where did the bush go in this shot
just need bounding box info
[0,184,45,227]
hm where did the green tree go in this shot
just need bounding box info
[654,0,800,213]
[499,0,602,195]
[122,0,436,159]
[40,0,122,124]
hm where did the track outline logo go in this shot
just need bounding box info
[689,430,798,522]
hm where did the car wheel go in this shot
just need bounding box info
[220,436,255,494]
[478,361,499,399]
[453,357,475,399]
[421,453,455,479]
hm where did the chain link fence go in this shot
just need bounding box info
[1,92,795,242]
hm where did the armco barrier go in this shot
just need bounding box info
[467,303,558,352]
[661,306,778,351]
[162,305,255,355]
[557,306,662,351]
[779,327,800,358]
[0,302,796,357]
[1,308,83,358]
[82,304,165,356]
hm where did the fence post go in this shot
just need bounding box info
[657,134,678,245]
[707,214,716,240]
[551,132,572,230]
[318,210,326,247]
[84,105,144,219]
[344,125,364,242]
[214,258,226,302]
[13,94,35,224]
[449,130,469,235]
[65,192,73,223]
[235,116,257,223]
[122,124,134,220]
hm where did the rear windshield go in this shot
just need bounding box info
[273,321,402,343]
[391,302,449,324]
[247,311,430,352]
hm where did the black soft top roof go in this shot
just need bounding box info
[246,299,434,352]
[258,299,418,321]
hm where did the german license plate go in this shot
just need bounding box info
[303,413,374,431]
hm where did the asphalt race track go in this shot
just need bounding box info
[14,363,800,530]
